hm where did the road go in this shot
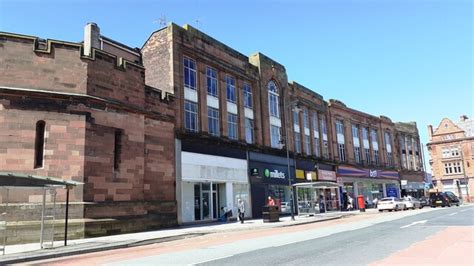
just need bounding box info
[30,206,474,265]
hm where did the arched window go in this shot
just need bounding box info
[34,120,46,168]
[267,81,279,118]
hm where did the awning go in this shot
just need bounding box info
[0,172,82,188]
[293,181,340,189]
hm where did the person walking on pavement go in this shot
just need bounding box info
[238,199,245,224]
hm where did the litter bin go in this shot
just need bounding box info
[357,195,365,212]
[262,205,279,222]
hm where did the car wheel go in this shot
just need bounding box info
[378,210,383,212]
[389,209,393,212]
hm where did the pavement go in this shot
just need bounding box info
[0,210,357,264]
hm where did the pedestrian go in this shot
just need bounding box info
[348,196,354,211]
[373,197,379,208]
[238,199,245,224]
[267,196,275,206]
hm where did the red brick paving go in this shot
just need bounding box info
[370,226,474,266]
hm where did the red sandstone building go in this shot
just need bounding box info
[427,116,473,201]
[0,22,426,242]
[0,24,176,242]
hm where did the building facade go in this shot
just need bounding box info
[1,22,427,241]
[427,116,473,202]
[0,24,177,241]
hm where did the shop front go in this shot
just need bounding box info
[178,144,250,224]
[294,160,340,214]
[248,152,296,218]
[337,165,400,209]
[400,172,426,198]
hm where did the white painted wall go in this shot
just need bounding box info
[182,182,195,223]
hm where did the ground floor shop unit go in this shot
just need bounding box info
[400,172,426,198]
[337,165,401,209]
[177,140,251,224]
[294,181,341,215]
[248,152,296,219]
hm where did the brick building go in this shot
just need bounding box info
[1,21,427,239]
[427,116,473,201]
[0,23,177,242]
[142,23,425,220]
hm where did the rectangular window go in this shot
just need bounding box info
[365,148,371,165]
[226,76,236,103]
[184,100,199,132]
[294,133,302,154]
[208,107,220,136]
[362,128,369,141]
[338,143,346,161]
[304,135,311,155]
[374,150,380,165]
[336,120,344,135]
[183,57,197,90]
[352,124,359,139]
[302,109,309,129]
[34,120,46,168]
[243,83,252,108]
[114,129,122,171]
[206,66,218,96]
[293,109,299,128]
[312,113,320,157]
[245,118,254,144]
[271,125,281,148]
[385,132,393,166]
[269,94,279,118]
[371,129,379,165]
[354,146,362,164]
[352,124,361,164]
[227,113,238,140]
[320,116,329,159]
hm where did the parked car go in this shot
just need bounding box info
[377,197,406,212]
[402,196,422,210]
[444,191,461,206]
[419,196,430,207]
[430,192,460,207]
[280,202,291,214]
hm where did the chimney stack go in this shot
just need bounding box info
[427,125,433,140]
[460,115,468,122]
[84,22,100,56]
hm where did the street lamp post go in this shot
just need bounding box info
[282,96,301,221]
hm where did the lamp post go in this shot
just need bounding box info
[282,96,301,221]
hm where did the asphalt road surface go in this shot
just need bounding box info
[32,206,474,265]
[200,206,473,266]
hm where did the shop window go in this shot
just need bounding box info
[34,120,46,168]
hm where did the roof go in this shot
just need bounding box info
[457,116,474,137]
[0,172,82,188]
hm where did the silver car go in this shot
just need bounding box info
[402,196,422,210]
[377,197,406,212]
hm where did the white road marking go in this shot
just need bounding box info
[400,220,427,229]
[448,212,458,216]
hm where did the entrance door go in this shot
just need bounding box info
[202,191,210,220]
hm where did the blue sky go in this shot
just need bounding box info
[1,0,472,172]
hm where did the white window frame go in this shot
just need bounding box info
[183,57,197,90]
[268,81,280,118]
[206,66,218,97]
